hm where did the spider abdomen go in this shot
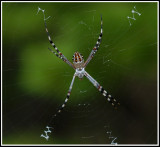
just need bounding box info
[73,52,84,69]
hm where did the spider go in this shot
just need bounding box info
[44,16,120,117]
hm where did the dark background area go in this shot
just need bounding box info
[2,2,158,144]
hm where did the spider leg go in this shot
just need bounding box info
[53,73,76,118]
[84,15,103,68]
[84,71,120,108]
[48,48,74,69]
[44,20,75,69]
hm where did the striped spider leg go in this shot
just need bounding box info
[53,73,76,118]
[51,51,85,118]
[83,16,120,108]
[83,15,103,68]
[84,71,120,108]
[44,18,75,70]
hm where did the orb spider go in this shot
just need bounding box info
[45,16,120,118]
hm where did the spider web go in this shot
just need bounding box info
[2,2,158,145]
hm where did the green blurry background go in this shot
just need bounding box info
[2,2,157,144]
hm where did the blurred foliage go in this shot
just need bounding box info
[2,2,157,144]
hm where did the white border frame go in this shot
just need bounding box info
[1,1,159,146]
